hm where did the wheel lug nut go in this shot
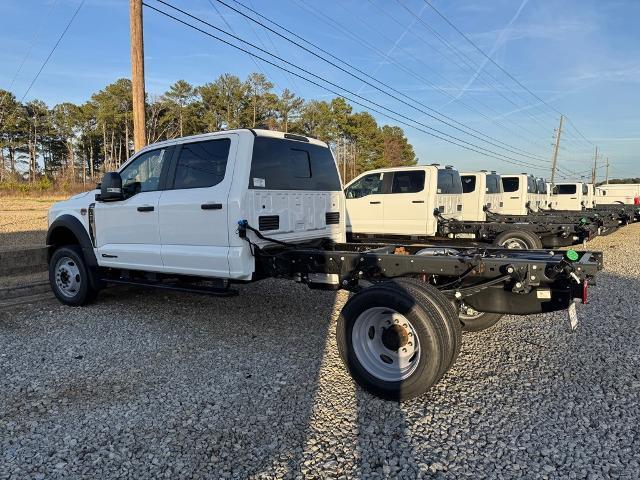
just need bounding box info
[402,348,407,353]
[403,323,407,328]
[408,342,412,346]
[394,319,399,323]
[408,332,413,337]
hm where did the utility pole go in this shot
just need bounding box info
[591,146,598,185]
[550,115,563,187]
[605,157,610,184]
[130,0,146,152]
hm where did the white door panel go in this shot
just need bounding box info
[345,194,384,234]
[382,194,427,235]
[95,191,163,269]
[158,135,237,278]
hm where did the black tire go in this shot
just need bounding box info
[494,230,542,250]
[336,283,454,401]
[49,245,98,306]
[380,278,461,375]
[458,305,503,332]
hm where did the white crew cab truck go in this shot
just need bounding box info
[460,170,504,221]
[47,129,602,401]
[550,182,595,210]
[500,174,544,214]
[344,165,462,239]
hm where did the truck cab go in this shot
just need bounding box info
[500,174,540,214]
[550,182,594,210]
[595,184,640,205]
[460,170,504,221]
[344,165,463,238]
[47,129,345,284]
[536,177,549,209]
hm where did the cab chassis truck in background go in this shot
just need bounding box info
[46,129,603,401]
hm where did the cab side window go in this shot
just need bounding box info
[391,171,425,193]
[502,177,519,193]
[346,173,384,199]
[461,175,476,193]
[120,148,168,196]
[173,138,231,190]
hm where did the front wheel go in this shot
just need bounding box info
[49,245,98,306]
[458,302,503,332]
[336,284,454,401]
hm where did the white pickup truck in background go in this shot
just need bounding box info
[460,171,504,221]
[500,174,546,214]
[550,182,595,210]
[344,165,463,238]
[595,183,640,206]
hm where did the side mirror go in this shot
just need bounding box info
[97,172,124,202]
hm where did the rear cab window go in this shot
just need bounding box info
[486,174,502,194]
[249,137,341,191]
[527,176,538,193]
[437,169,463,194]
[537,179,547,194]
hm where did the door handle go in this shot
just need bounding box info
[137,205,154,212]
[510,196,519,199]
[201,203,223,210]
[369,201,381,204]
[412,200,425,204]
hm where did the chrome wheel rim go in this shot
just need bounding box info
[501,238,528,249]
[352,307,421,382]
[54,256,81,298]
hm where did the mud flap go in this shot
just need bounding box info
[567,302,578,332]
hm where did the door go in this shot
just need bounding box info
[460,174,481,221]
[344,172,386,234]
[94,146,171,270]
[158,135,236,277]
[501,176,525,214]
[382,170,428,235]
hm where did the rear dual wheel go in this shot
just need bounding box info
[336,279,461,401]
[458,302,503,332]
[494,230,542,250]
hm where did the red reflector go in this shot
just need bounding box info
[582,280,589,304]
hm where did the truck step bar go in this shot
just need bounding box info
[103,277,239,297]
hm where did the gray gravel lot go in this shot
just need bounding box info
[2,224,640,479]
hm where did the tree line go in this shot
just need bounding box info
[0,73,416,188]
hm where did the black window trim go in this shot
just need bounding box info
[165,137,232,191]
[118,145,175,194]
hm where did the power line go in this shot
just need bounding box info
[19,0,86,103]
[395,0,555,137]
[0,0,60,111]
[143,1,553,172]
[300,0,553,154]
[210,0,552,165]
[421,0,594,147]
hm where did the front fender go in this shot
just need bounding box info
[47,215,101,289]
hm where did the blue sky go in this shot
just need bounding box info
[2,0,639,179]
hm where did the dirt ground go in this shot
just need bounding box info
[0,195,67,251]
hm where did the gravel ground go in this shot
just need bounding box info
[1,224,639,479]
